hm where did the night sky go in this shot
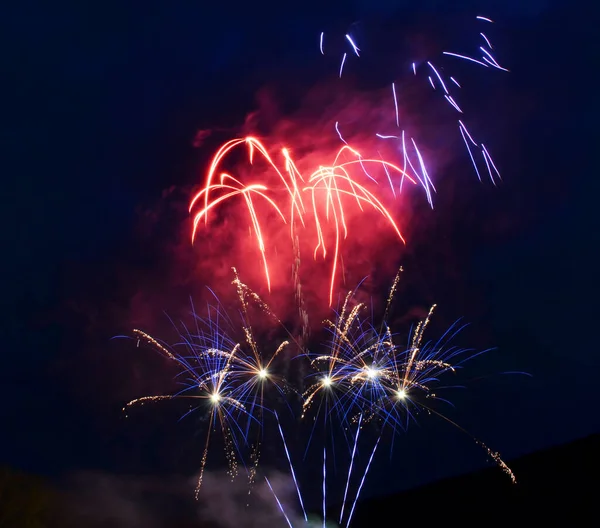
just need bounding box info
[2,0,599,512]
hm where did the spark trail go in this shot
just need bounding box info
[190,138,415,306]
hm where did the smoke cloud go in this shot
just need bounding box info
[128,76,449,337]
[57,470,311,528]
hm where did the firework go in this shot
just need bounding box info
[189,17,508,311]
[123,268,516,528]
[266,269,516,527]
[190,138,415,306]
[123,284,295,497]
[300,269,515,472]
[325,15,506,187]
[123,12,521,528]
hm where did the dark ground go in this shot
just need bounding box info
[1,433,597,527]
[351,433,599,526]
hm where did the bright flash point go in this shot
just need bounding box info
[258,368,268,380]
[210,393,221,404]
[396,389,407,400]
[322,376,332,387]
[366,367,378,379]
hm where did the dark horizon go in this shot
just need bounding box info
[2,0,599,524]
[2,432,597,526]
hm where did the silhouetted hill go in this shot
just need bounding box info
[2,434,597,526]
[352,434,599,526]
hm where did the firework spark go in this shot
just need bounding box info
[267,270,517,526]
[123,269,518,527]
[189,137,415,306]
[123,283,294,497]
[189,17,510,312]
[300,269,515,484]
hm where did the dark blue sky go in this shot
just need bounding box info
[1,0,599,504]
